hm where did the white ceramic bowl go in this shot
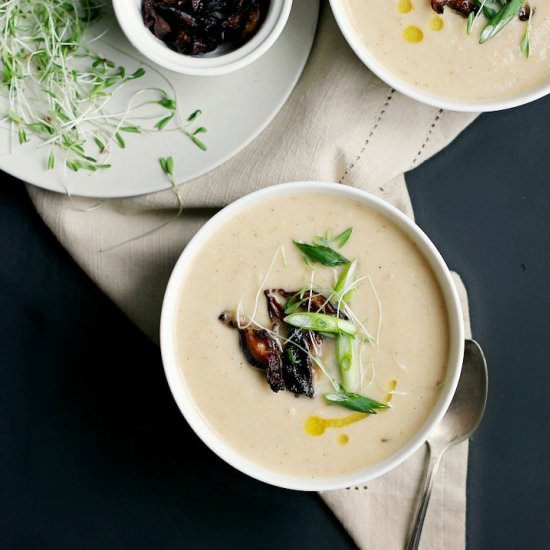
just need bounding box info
[329,0,550,112]
[160,181,464,491]
[113,0,293,76]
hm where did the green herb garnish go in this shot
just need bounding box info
[467,11,476,35]
[293,241,350,266]
[283,288,308,315]
[333,258,361,392]
[479,0,524,44]
[159,156,175,182]
[520,7,533,58]
[314,227,353,249]
[473,0,499,19]
[336,334,360,393]
[323,389,389,414]
[284,312,357,337]
[334,259,357,304]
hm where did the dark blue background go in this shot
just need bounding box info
[1,96,549,548]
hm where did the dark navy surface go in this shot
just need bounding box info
[1,96,549,549]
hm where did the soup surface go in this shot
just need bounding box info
[176,193,450,478]
[342,0,550,102]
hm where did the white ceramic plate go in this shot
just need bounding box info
[0,1,318,198]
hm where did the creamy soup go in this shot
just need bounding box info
[175,194,450,478]
[342,0,550,102]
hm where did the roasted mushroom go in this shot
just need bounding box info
[264,288,292,322]
[220,288,351,397]
[519,2,533,22]
[143,0,172,39]
[219,311,285,392]
[282,328,315,398]
[430,0,477,17]
[142,0,270,56]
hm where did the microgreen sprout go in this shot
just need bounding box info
[100,155,183,253]
[0,0,207,176]
[520,7,533,58]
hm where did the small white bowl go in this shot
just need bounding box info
[160,182,465,491]
[329,0,550,112]
[113,0,293,76]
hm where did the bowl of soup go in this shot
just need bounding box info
[330,0,550,111]
[160,182,464,490]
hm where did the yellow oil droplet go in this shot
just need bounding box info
[338,434,350,445]
[429,15,444,31]
[305,413,368,436]
[397,0,413,14]
[403,25,424,43]
[305,416,325,436]
[385,379,398,403]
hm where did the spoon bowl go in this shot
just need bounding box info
[429,339,488,448]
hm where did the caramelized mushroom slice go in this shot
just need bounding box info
[264,289,292,321]
[143,0,172,39]
[282,328,315,398]
[219,311,285,392]
[431,0,477,17]
[519,2,533,21]
[142,0,270,56]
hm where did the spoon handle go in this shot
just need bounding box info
[405,442,445,550]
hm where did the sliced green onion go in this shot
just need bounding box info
[333,259,361,391]
[336,334,360,392]
[323,389,389,414]
[284,312,356,337]
[334,259,357,304]
[479,0,524,44]
[293,241,350,266]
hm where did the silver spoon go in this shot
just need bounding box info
[405,339,488,550]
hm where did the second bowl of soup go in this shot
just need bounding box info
[330,0,550,111]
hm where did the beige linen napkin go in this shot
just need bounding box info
[26,5,478,549]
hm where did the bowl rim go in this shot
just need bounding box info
[160,181,465,491]
[112,0,293,76]
[328,0,550,113]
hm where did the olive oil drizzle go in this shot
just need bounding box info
[305,380,398,438]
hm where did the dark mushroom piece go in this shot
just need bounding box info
[264,288,292,322]
[519,2,534,22]
[431,0,478,17]
[282,328,315,398]
[219,311,285,392]
[142,0,270,56]
[143,0,172,39]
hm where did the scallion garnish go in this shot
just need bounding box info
[520,7,533,58]
[479,0,525,44]
[293,241,350,267]
[323,389,389,414]
[333,259,362,392]
[314,227,353,249]
[334,259,357,304]
[284,312,357,337]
